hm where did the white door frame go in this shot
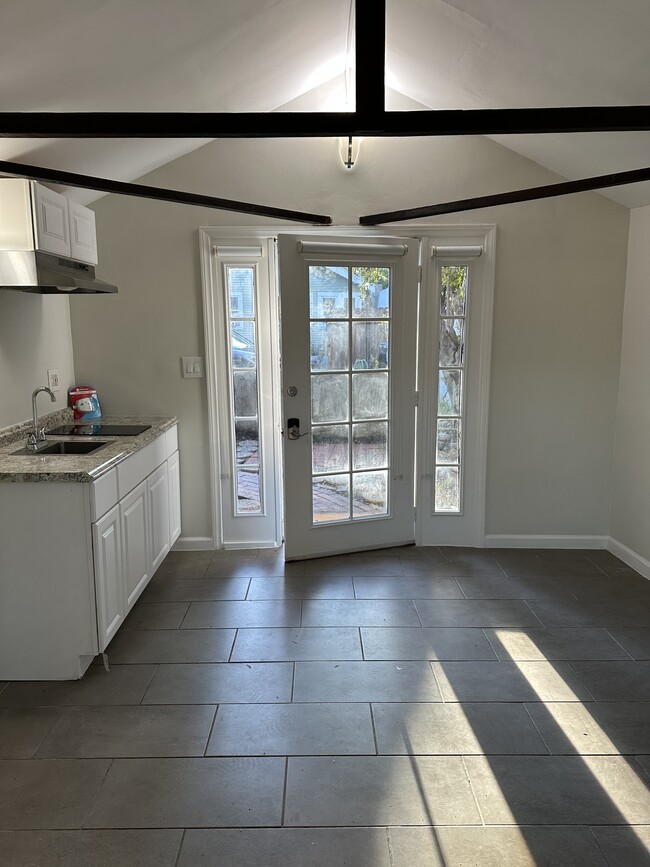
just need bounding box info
[278,233,420,560]
[415,225,497,547]
[200,228,283,549]
[200,224,495,550]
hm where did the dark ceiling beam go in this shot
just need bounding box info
[359,165,650,223]
[0,0,649,138]
[0,159,332,225]
[1,105,650,138]
[355,0,384,115]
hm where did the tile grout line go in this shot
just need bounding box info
[358,627,366,661]
[280,756,289,827]
[565,661,597,702]
[454,577,469,599]
[460,754,486,827]
[585,555,610,578]
[587,825,615,867]
[522,598,546,627]
[603,627,636,661]
[480,627,501,661]
[178,604,192,630]
[428,660,446,703]
[522,702,552,756]
[385,825,396,866]
[227,629,238,663]
[172,829,187,867]
[369,703,380,755]
[139,664,160,706]
[79,757,114,830]
[203,704,220,757]
[29,707,64,759]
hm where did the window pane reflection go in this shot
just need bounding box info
[353,471,388,517]
[309,265,349,318]
[311,374,349,423]
[352,372,389,420]
[353,422,388,470]
[310,322,349,371]
[312,425,349,474]
[313,474,350,522]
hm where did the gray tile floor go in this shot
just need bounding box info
[1,546,649,865]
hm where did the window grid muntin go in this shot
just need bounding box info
[225,264,263,515]
[434,263,469,514]
[309,263,392,525]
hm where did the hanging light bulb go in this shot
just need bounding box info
[338,135,361,169]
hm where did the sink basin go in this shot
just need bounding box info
[13,441,110,456]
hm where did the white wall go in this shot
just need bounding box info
[610,205,650,564]
[69,135,629,543]
[0,293,75,429]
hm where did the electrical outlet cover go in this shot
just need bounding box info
[47,368,60,392]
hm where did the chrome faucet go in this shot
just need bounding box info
[27,386,56,452]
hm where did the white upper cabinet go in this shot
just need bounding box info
[32,183,70,257]
[67,198,98,264]
[0,179,99,264]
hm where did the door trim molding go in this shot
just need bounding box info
[200,228,283,550]
[199,223,496,551]
[415,225,497,547]
[199,227,221,550]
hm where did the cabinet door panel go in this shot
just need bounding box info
[121,480,150,610]
[148,462,170,573]
[32,183,70,256]
[92,504,124,651]
[68,199,98,264]
[168,451,181,546]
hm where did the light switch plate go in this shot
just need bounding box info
[182,356,204,378]
[47,368,60,392]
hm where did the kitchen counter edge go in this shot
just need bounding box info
[0,416,179,483]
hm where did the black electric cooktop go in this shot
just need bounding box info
[47,424,152,436]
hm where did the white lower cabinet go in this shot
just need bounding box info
[168,450,181,545]
[0,424,181,680]
[93,505,125,649]
[121,479,150,611]
[92,436,180,653]
[148,462,170,573]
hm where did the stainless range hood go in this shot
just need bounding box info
[0,249,117,294]
[0,178,118,294]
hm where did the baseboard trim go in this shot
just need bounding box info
[607,537,650,580]
[172,536,215,551]
[484,534,609,550]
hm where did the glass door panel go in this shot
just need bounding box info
[309,264,392,526]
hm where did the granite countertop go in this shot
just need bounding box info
[0,409,178,483]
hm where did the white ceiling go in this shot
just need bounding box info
[1,0,649,208]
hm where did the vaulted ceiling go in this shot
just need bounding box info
[2,0,649,208]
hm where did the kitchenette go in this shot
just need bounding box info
[0,177,182,682]
[0,404,181,681]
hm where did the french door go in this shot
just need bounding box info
[201,225,494,555]
[278,234,419,560]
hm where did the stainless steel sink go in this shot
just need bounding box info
[13,441,110,456]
